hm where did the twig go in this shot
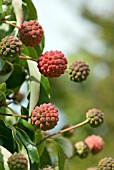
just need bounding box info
[19,56,38,62]
[37,119,89,145]
[0,20,20,28]
[0,112,31,118]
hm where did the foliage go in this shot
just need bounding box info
[0,1,108,170]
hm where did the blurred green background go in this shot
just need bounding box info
[34,0,114,169]
[44,1,114,169]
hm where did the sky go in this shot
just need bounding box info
[32,0,113,56]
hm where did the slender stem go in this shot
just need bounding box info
[0,112,31,118]
[0,20,20,28]
[19,56,38,62]
[37,119,89,145]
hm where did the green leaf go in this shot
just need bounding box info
[0,106,18,126]
[47,139,68,170]
[55,137,74,158]
[35,129,45,156]
[17,119,35,142]
[22,0,38,20]
[38,75,51,105]
[27,60,41,116]
[0,59,13,84]
[0,83,6,92]
[34,35,45,57]
[12,0,23,26]
[21,106,29,120]
[39,147,52,168]
[6,64,26,89]
[22,44,39,59]
[0,91,6,106]
[0,119,17,153]
[16,127,39,170]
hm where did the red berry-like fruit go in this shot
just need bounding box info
[31,103,59,131]
[38,50,68,78]
[84,134,104,154]
[19,20,44,47]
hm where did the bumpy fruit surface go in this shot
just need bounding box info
[86,108,104,128]
[84,134,104,154]
[19,20,43,47]
[74,141,90,158]
[31,103,59,131]
[7,152,28,170]
[0,36,22,62]
[38,50,68,78]
[68,60,90,82]
[98,157,114,170]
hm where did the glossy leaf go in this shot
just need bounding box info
[23,0,38,20]
[55,137,74,158]
[0,59,13,84]
[16,127,39,170]
[17,119,35,142]
[6,64,26,89]
[0,119,17,153]
[27,60,41,116]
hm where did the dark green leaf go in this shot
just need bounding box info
[0,119,17,153]
[22,1,29,21]
[39,147,52,168]
[0,59,13,84]
[55,137,74,158]
[16,127,39,170]
[0,83,6,92]
[38,75,51,105]
[22,0,38,20]
[34,35,45,57]
[35,129,45,156]
[0,91,6,106]
[17,119,35,142]
[6,64,26,89]
[21,106,29,121]
[27,60,41,116]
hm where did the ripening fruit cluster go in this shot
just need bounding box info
[0,19,90,82]
[74,134,104,158]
